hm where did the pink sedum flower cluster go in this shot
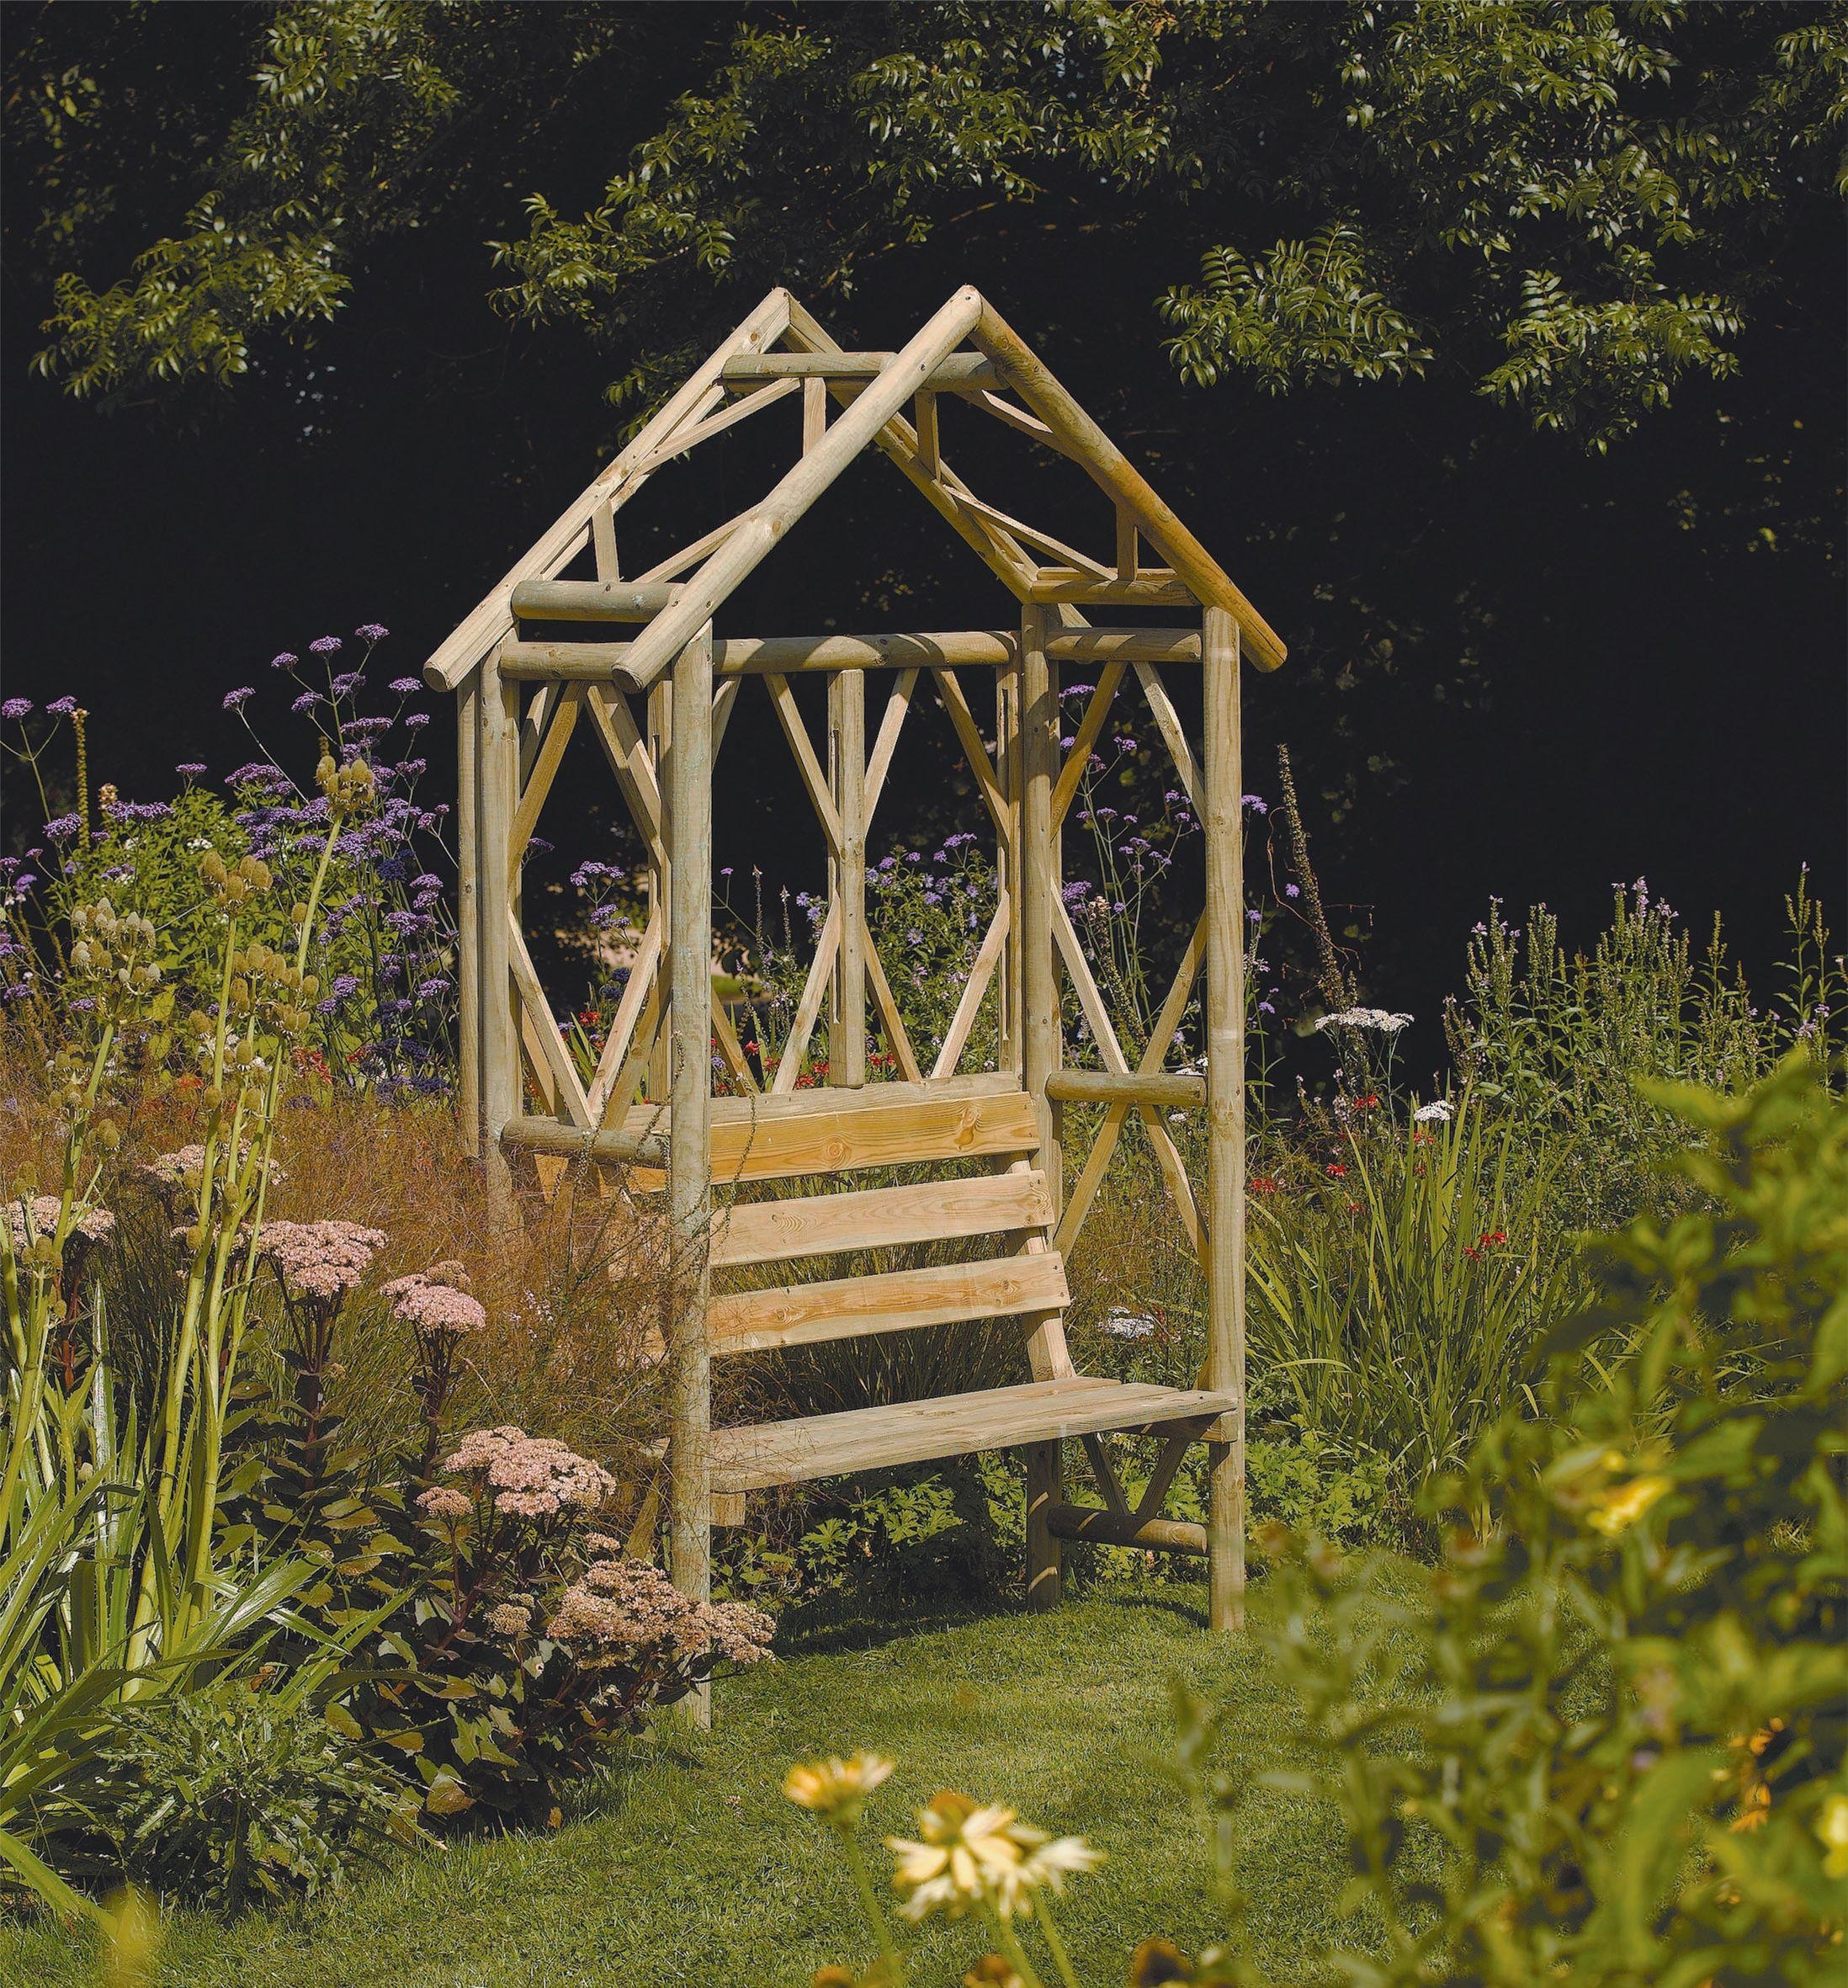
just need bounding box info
[6,1195,115,1253]
[254,1219,388,1304]
[442,1425,616,1519]
[548,1549,773,1670]
[382,1264,486,1336]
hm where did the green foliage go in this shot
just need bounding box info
[77,1677,419,1916]
[1449,874,1844,1231]
[1176,1055,1848,1985]
[13,3,1842,444]
[1244,1089,1587,1496]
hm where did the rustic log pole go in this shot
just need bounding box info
[478,658,520,1220]
[1203,605,1247,1631]
[456,667,481,1158]
[831,669,868,1087]
[647,681,672,1103]
[666,623,714,1724]
[1021,602,1067,1610]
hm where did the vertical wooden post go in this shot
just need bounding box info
[478,656,520,1220]
[1202,605,1247,1632]
[666,623,714,1724]
[456,666,481,1158]
[1021,603,1064,1609]
[831,670,867,1087]
[996,656,1020,1073]
[647,680,672,1103]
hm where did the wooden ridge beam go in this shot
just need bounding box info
[497,630,1018,681]
[511,579,681,623]
[1046,628,1203,666]
[722,352,1001,388]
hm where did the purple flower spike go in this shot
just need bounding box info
[223,686,255,710]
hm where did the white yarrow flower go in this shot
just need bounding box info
[1413,1099,1454,1124]
[1314,1007,1414,1034]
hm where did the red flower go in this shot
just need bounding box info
[1249,1175,1279,1196]
[1354,1093,1380,1110]
[1326,1162,1347,1178]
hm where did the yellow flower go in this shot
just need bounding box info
[1587,1472,1671,1537]
[1817,1794,1848,1880]
[784,1751,895,1826]
[887,1790,1102,1920]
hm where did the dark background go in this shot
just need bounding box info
[3,26,1842,1082]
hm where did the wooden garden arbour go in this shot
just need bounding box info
[426,286,1286,1663]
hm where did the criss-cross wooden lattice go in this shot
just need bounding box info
[427,287,1286,1704]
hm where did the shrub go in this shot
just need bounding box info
[77,1677,420,1916]
[1171,1053,1847,1985]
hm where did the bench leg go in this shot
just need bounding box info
[1025,1440,1062,1611]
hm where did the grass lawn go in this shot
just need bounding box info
[3,1576,1366,1988]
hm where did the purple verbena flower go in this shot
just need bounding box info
[271,651,299,670]
[223,686,255,710]
[46,697,77,718]
[355,624,389,642]
[310,636,343,656]
[2,699,31,720]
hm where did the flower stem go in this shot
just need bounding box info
[842,1829,904,1984]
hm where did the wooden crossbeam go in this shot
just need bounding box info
[1049,662,1126,831]
[863,667,918,821]
[1053,913,1206,1257]
[587,914,662,1126]
[1052,897,1204,1260]
[770,901,841,1095]
[507,683,582,874]
[631,376,799,476]
[764,674,845,855]
[932,897,1009,1082]
[863,939,925,1083]
[507,912,592,1128]
[721,351,1001,388]
[951,493,1114,582]
[583,685,664,863]
[1132,661,1203,814]
[932,667,1011,840]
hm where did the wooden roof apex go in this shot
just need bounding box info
[423,285,1285,695]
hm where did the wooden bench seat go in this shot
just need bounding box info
[700,1378,1235,1493]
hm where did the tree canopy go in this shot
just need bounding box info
[11,0,1845,447]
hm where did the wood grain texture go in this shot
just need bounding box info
[708,1252,1069,1356]
[701,1379,1236,1492]
[709,1167,1053,1268]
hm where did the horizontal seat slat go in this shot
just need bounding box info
[619,1079,1038,1185]
[710,1168,1053,1269]
[703,1378,1235,1492]
[709,1252,1068,1357]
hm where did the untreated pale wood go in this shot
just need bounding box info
[951,493,1114,582]
[863,939,925,1084]
[709,1167,1052,1269]
[507,682,582,871]
[708,1252,1069,1356]
[1028,571,1194,605]
[932,899,1009,1082]
[614,290,987,694]
[1046,628,1203,666]
[770,901,841,1097]
[1049,662,1126,830]
[765,675,846,856]
[500,630,1018,681]
[507,913,592,1127]
[864,667,919,821]
[511,578,680,623]
[479,663,521,1219]
[1018,599,1070,1621]
[915,391,939,476]
[666,622,714,1716]
[722,351,1001,388]
[632,376,799,475]
[701,1378,1235,1493]
[1046,1504,1206,1555]
[423,287,788,692]
[456,667,481,1157]
[1203,604,1246,1633]
[626,1078,1039,1183]
[831,668,867,1087]
[499,1113,666,1167]
[1044,1070,1206,1109]
[932,667,1012,839]
[587,916,662,1125]
[971,297,1288,672]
